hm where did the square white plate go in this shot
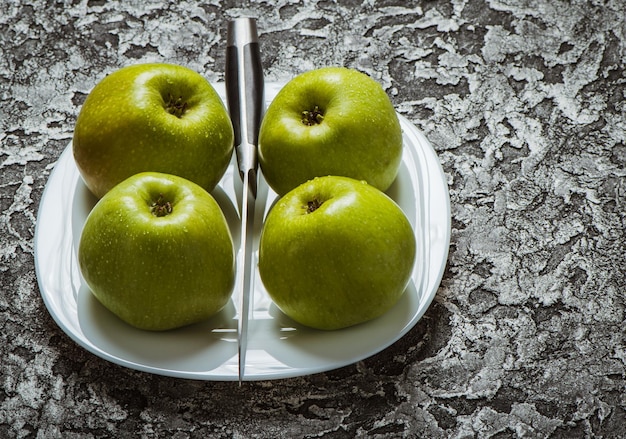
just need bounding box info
[34,82,450,381]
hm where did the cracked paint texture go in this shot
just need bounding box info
[1,0,625,437]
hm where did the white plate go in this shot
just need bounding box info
[34,82,450,381]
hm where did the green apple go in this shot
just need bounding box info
[73,63,234,199]
[78,172,235,331]
[258,176,416,330]
[258,67,403,196]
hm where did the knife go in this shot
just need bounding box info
[225,17,264,384]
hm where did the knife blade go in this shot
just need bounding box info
[225,17,264,384]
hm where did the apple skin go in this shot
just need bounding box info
[258,67,403,196]
[258,176,416,330]
[78,172,235,331]
[73,63,234,199]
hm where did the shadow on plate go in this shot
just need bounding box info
[244,280,421,372]
[77,283,238,373]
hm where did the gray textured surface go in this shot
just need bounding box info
[1,0,625,437]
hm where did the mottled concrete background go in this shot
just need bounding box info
[1,0,625,437]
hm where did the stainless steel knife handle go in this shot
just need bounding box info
[226,17,264,195]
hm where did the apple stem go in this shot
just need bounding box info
[151,193,173,217]
[305,198,323,214]
[165,93,188,118]
[301,106,324,126]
